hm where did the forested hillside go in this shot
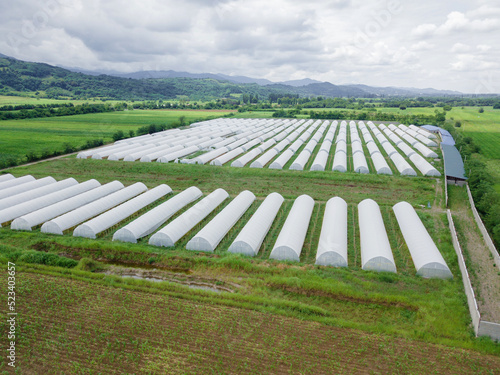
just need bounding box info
[0,57,291,101]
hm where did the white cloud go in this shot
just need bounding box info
[450,54,498,72]
[412,10,500,38]
[451,43,471,53]
[0,0,499,92]
[410,41,435,51]
[477,44,492,52]
[411,24,437,38]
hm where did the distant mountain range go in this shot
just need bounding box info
[65,67,323,87]
[1,53,466,99]
[66,66,463,97]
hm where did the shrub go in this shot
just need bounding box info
[26,151,38,162]
[75,257,104,272]
[17,251,78,268]
[83,139,104,150]
[63,142,77,154]
[112,130,125,141]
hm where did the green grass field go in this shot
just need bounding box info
[0,109,231,165]
[446,106,500,191]
[447,106,500,159]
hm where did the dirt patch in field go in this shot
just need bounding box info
[103,265,237,293]
[10,273,500,375]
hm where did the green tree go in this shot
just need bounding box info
[112,130,125,141]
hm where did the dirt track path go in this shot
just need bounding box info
[452,204,500,322]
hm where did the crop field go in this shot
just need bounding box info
[1,270,498,374]
[0,110,231,165]
[233,111,276,118]
[447,106,500,159]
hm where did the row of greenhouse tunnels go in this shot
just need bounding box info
[0,173,451,279]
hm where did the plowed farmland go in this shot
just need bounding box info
[3,272,499,375]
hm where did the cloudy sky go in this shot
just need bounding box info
[1,0,499,93]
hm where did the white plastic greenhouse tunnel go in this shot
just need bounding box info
[210,147,245,166]
[250,149,278,168]
[414,143,438,158]
[409,154,441,176]
[335,140,347,154]
[0,176,56,200]
[186,190,256,252]
[40,181,142,235]
[149,188,229,247]
[73,184,170,239]
[315,197,348,267]
[0,174,14,183]
[0,178,94,227]
[269,194,314,262]
[110,144,151,161]
[11,181,123,231]
[332,151,347,172]
[351,141,364,155]
[290,149,312,171]
[353,152,369,174]
[381,142,398,157]
[390,154,417,176]
[113,186,202,243]
[0,178,78,211]
[0,175,35,191]
[366,142,380,156]
[393,202,452,279]
[156,146,199,163]
[310,150,329,171]
[228,192,284,256]
[269,149,295,170]
[358,199,397,273]
[231,148,261,168]
[371,153,393,175]
[192,147,229,165]
[140,145,184,163]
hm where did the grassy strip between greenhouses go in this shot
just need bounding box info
[5,157,437,205]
